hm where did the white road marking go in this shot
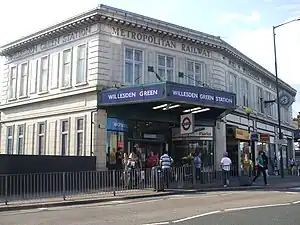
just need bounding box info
[224,203,291,212]
[292,200,300,204]
[142,222,169,225]
[172,211,221,223]
[284,192,299,195]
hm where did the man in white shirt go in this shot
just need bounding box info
[160,150,173,188]
[221,152,232,187]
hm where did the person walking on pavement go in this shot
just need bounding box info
[221,152,232,187]
[160,150,173,188]
[262,151,269,176]
[253,150,268,185]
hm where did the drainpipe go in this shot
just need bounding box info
[90,109,99,156]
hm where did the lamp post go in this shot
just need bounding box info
[273,18,300,178]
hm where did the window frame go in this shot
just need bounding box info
[157,54,174,82]
[37,121,46,155]
[75,117,86,156]
[19,62,29,98]
[241,78,249,107]
[6,126,14,154]
[61,48,73,89]
[8,66,18,100]
[76,44,88,85]
[124,46,144,85]
[39,55,50,93]
[60,118,70,156]
[257,86,264,113]
[29,59,38,94]
[17,124,25,154]
[50,52,60,89]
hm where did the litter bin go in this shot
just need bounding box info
[152,166,164,192]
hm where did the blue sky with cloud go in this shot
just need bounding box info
[1,0,300,116]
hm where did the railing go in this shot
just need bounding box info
[0,165,298,205]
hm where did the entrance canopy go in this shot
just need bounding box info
[98,81,237,119]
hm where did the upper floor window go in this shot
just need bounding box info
[8,66,17,99]
[186,61,205,86]
[227,73,237,93]
[265,91,273,116]
[6,126,14,154]
[158,54,174,82]
[62,49,72,88]
[76,44,87,84]
[257,86,264,113]
[124,48,143,84]
[19,63,28,97]
[17,124,25,154]
[29,60,38,94]
[50,53,60,89]
[241,78,249,107]
[40,56,49,92]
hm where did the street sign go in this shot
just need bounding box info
[180,113,194,134]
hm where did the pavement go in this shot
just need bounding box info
[0,175,299,212]
[1,190,300,224]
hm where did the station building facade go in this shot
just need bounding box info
[0,5,296,171]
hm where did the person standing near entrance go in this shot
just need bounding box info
[194,152,202,183]
[253,151,268,185]
[160,150,173,188]
[221,152,232,187]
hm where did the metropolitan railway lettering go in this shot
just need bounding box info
[112,27,210,58]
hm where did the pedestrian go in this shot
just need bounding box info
[160,150,173,188]
[194,152,202,183]
[253,151,268,185]
[262,151,269,176]
[220,152,232,187]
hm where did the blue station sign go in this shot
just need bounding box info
[98,82,236,109]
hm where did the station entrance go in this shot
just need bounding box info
[98,81,237,169]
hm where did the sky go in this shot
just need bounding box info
[0,0,300,116]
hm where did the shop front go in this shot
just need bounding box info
[98,81,237,168]
[235,128,252,175]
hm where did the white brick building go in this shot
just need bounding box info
[0,5,296,171]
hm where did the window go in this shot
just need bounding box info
[226,73,237,93]
[19,63,28,97]
[241,79,249,107]
[76,45,87,84]
[76,118,84,156]
[61,120,69,156]
[265,92,273,116]
[17,125,25,154]
[157,55,174,81]
[50,53,60,89]
[29,60,38,94]
[257,86,264,113]
[40,56,49,92]
[124,48,143,84]
[6,126,14,154]
[186,61,205,86]
[8,66,17,99]
[37,122,45,155]
[62,49,72,87]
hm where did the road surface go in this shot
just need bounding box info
[179,204,300,225]
[1,189,300,225]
